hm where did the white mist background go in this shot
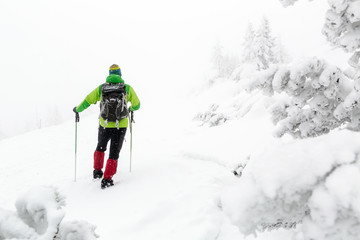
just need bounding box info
[0,0,345,139]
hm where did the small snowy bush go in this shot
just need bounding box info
[15,186,66,238]
[194,104,228,127]
[0,208,37,240]
[0,186,97,240]
[55,221,98,240]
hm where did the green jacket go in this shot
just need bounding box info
[76,74,140,128]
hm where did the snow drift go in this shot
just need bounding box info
[0,186,97,240]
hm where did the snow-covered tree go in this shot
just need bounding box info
[247,0,360,138]
[224,1,360,240]
[248,57,354,137]
[212,42,225,75]
[242,23,256,64]
[228,23,259,82]
[252,17,277,70]
[211,42,239,78]
[322,0,360,126]
[281,0,360,118]
[279,0,360,65]
[240,17,287,72]
[220,3,360,240]
[273,37,290,64]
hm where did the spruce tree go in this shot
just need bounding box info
[252,17,276,70]
[242,23,256,64]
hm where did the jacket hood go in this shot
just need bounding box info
[106,74,124,84]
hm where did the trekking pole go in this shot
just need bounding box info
[74,108,80,182]
[129,111,135,172]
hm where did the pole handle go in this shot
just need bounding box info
[73,107,80,122]
[75,112,80,122]
[131,111,135,123]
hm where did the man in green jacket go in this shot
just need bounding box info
[73,64,140,188]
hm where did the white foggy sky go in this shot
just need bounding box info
[0,0,348,137]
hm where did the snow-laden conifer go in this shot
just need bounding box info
[277,0,360,136]
[211,42,239,79]
[246,0,360,137]
[221,1,360,239]
[250,57,355,137]
[253,17,277,70]
[242,24,256,64]
[238,17,287,76]
[272,37,290,64]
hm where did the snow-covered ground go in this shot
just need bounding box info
[2,74,360,239]
[0,84,300,240]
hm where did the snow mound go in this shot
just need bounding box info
[0,186,97,240]
[221,129,360,239]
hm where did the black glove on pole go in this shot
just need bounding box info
[73,107,80,122]
[73,107,79,182]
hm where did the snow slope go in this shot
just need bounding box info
[0,87,302,240]
[2,72,360,240]
[0,108,240,239]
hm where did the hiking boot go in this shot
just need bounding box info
[93,169,103,179]
[101,178,114,189]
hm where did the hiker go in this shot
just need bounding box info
[73,64,140,188]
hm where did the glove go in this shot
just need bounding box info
[73,107,80,122]
[130,109,135,123]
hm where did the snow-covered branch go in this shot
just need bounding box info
[279,0,360,66]
[249,58,357,137]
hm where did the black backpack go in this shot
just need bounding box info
[100,82,128,128]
